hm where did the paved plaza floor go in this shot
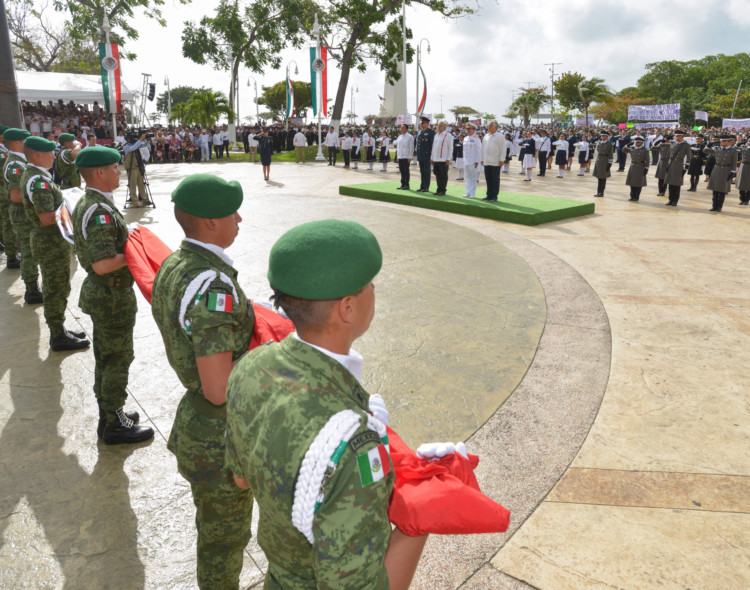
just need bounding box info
[0,156,748,589]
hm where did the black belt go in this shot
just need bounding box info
[86,273,134,288]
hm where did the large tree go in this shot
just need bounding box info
[591,87,654,124]
[183,89,234,128]
[316,0,473,131]
[6,0,99,72]
[182,0,312,123]
[156,85,206,115]
[577,77,612,126]
[510,86,549,126]
[553,71,586,112]
[258,80,313,120]
[448,105,480,120]
[50,0,192,60]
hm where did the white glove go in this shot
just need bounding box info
[416,441,469,461]
[368,394,389,426]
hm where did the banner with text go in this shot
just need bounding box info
[396,114,413,126]
[695,111,708,121]
[627,104,680,121]
[575,114,595,126]
[633,122,679,129]
[722,118,750,129]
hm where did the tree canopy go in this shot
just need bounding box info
[156,86,206,115]
[258,80,313,120]
[509,86,550,126]
[169,89,234,128]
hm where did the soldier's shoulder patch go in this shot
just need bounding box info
[356,443,391,487]
[200,290,233,312]
[34,180,51,190]
[348,430,380,454]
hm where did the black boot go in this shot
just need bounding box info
[50,329,90,352]
[7,255,20,269]
[24,281,43,304]
[98,405,140,438]
[102,408,154,445]
[65,327,87,340]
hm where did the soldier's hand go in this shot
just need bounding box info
[416,441,469,461]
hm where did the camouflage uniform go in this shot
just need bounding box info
[0,147,18,264]
[55,148,81,188]
[72,188,136,412]
[5,152,39,288]
[152,240,254,590]
[225,336,394,589]
[21,164,71,335]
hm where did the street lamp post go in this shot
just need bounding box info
[101,15,118,139]
[164,75,171,123]
[247,76,259,123]
[285,60,299,131]
[545,61,562,128]
[350,84,358,124]
[416,38,431,116]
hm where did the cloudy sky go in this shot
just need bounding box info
[121,0,750,123]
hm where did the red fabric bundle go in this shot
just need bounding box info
[124,226,510,536]
[386,427,510,536]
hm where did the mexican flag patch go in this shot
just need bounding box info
[94,214,111,225]
[357,443,391,487]
[207,292,233,312]
[36,181,50,190]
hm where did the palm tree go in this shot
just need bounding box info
[168,103,191,126]
[184,90,235,129]
[578,77,612,126]
[512,86,549,126]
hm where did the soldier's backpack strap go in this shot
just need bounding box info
[81,202,116,239]
[292,409,364,544]
[178,270,239,335]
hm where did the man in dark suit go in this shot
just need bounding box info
[415,116,435,192]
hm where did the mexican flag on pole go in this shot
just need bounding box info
[286,76,295,119]
[309,46,328,117]
[98,43,122,113]
[417,63,427,116]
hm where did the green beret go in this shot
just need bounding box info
[0,125,8,134]
[24,136,55,152]
[75,146,120,168]
[58,133,76,143]
[268,219,382,300]
[171,174,243,218]
[4,128,31,141]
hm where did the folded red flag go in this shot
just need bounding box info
[386,427,510,536]
[124,226,510,536]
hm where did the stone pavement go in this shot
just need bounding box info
[0,157,747,589]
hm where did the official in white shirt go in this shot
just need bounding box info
[462,123,482,198]
[430,121,453,195]
[293,128,307,163]
[340,131,353,168]
[481,121,507,201]
[324,126,339,166]
[395,124,415,189]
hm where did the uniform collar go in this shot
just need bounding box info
[86,187,115,204]
[293,332,364,383]
[182,238,234,267]
[9,150,26,160]
[27,163,51,178]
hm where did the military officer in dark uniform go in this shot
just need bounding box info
[652,135,672,196]
[704,134,739,212]
[415,116,435,192]
[614,131,632,172]
[592,130,614,197]
[736,139,750,205]
[664,130,691,206]
[623,136,649,202]
[686,134,707,192]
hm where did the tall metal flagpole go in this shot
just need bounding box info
[101,15,118,140]
[0,0,22,127]
[402,1,407,119]
[731,79,743,120]
[313,15,325,161]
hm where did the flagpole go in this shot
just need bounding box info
[402,1,407,118]
[101,15,117,141]
[313,14,325,161]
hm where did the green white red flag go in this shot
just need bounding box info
[286,76,295,120]
[98,43,122,113]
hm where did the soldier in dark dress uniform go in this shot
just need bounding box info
[623,136,649,201]
[735,140,750,205]
[415,116,435,192]
[704,134,739,212]
[664,130,691,206]
[255,128,275,181]
[686,135,707,192]
[652,136,672,195]
[592,131,614,197]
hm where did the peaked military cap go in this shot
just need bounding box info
[420,116,430,123]
[673,130,685,136]
[24,135,55,151]
[268,219,382,300]
[719,133,734,140]
[632,136,644,142]
[599,130,610,136]
[75,146,121,168]
[466,122,477,129]
[58,133,76,143]
[5,128,31,142]
[172,174,243,218]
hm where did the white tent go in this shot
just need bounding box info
[15,71,135,104]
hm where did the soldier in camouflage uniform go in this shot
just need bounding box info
[55,133,82,189]
[71,146,153,444]
[2,128,42,303]
[152,174,254,589]
[0,125,8,252]
[21,136,90,352]
[0,125,20,269]
[225,219,428,589]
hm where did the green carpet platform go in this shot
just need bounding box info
[338,181,595,226]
